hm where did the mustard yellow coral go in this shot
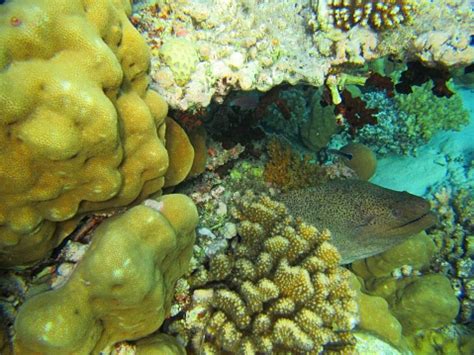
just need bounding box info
[171,192,358,353]
[13,194,198,354]
[0,0,172,267]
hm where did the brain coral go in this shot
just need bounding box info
[0,0,177,267]
[169,192,358,354]
[14,194,198,354]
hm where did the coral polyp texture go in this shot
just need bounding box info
[169,192,358,353]
[0,0,175,267]
[324,0,416,31]
[133,0,473,110]
[13,194,198,354]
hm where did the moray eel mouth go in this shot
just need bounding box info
[386,210,437,237]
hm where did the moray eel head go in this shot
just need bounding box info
[353,189,437,239]
[380,193,437,238]
[279,179,438,264]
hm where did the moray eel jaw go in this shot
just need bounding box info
[386,210,437,237]
[382,193,438,238]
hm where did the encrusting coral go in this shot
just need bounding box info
[13,194,198,354]
[159,37,200,87]
[134,0,472,110]
[168,192,358,354]
[0,0,195,267]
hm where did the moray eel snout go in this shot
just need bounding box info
[371,192,437,238]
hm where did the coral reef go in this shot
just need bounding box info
[330,81,469,156]
[187,127,208,178]
[301,88,340,151]
[345,90,422,155]
[0,0,173,267]
[349,274,403,346]
[263,139,327,191]
[135,333,187,355]
[394,82,469,141]
[395,61,454,98]
[322,0,416,31]
[352,233,460,336]
[429,186,474,324]
[13,194,198,354]
[354,332,402,354]
[133,0,473,109]
[260,86,312,142]
[109,333,187,354]
[405,325,474,355]
[159,37,200,87]
[352,232,435,280]
[339,143,377,181]
[390,274,460,334]
[335,90,378,135]
[168,192,358,353]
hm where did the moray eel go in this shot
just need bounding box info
[279,179,437,264]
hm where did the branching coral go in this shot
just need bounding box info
[326,0,417,31]
[167,192,358,354]
[394,82,469,141]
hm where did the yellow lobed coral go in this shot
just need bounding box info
[352,232,460,338]
[163,117,195,188]
[327,0,416,31]
[339,143,377,181]
[170,192,358,354]
[0,0,176,267]
[13,194,198,354]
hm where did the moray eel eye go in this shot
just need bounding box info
[392,208,403,218]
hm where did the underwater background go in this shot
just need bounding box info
[0,0,473,354]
